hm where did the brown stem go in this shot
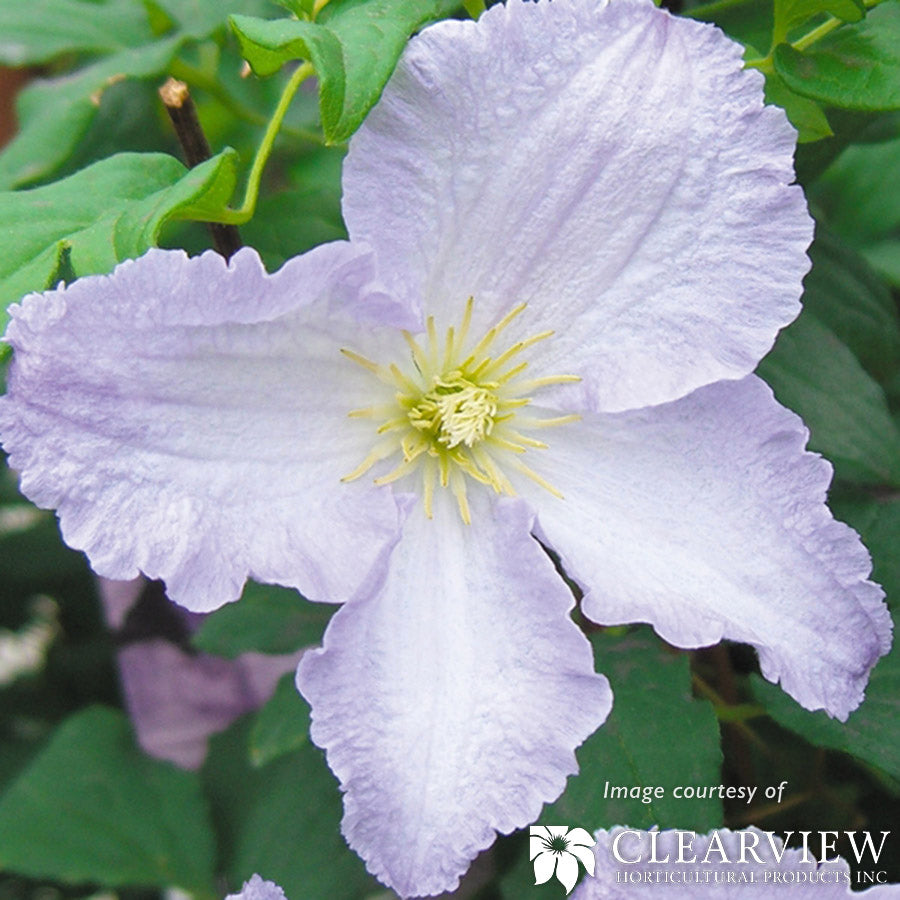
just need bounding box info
[159,77,243,260]
[711,645,757,791]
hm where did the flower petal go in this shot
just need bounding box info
[567,827,597,848]
[530,826,553,860]
[343,0,812,412]
[297,492,612,898]
[226,874,287,900]
[116,640,296,770]
[0,244,409,611]
[569,843,596,878]
[533,851,557,886]
[556,852,581,894]
[526,376,891,720]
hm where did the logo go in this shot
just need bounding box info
[530,825,596,894]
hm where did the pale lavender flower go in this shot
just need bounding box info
[574,828,900,897]
[226,874,287,900]
[0,0,891,896]
[99,576,302,770]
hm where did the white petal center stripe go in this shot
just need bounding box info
[341,298,580,523]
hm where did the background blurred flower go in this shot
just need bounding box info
[226,874,287,900]
[99,577,302,770]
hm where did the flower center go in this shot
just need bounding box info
[341,298,579,524]
[548,835,570,854]
[408,373,498,449]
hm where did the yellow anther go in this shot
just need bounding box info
[509,458,564,499]
[389,363,421,394]
[450,468,471,525]
[342,299,578,522]
[480,330,554,376]
[374,457,420,486]
[500,428,548,449]
[376,416,410,434]
[495,361,529,385]
[508,374,581,392]
[426,316,439,361]
[517,414,582,429]
[485,435,528,454]
[464,302,527,365]
[438,452,451,487]
[422,458,437,519]
[341,349,391,382]
[402,330,430,373]
[341,438,400,482]
[400,431,429,462]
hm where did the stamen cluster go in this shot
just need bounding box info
[342,299,579,523]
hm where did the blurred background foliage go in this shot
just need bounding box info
[0,0,898,897]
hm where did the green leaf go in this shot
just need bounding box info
[0,150,238,336]
[231,0,460,142]
[43,242,77,291]
[0,37,181,189]
[242,186,347,271]
[0,0,155,65]
[193,581,333,658]
[774,2,900,111]
[831,494,900,605]
[685,0,773,56]
[757,311,900,486]
[148,0,275,40]
[270,0,314,16]
[54,79,174,180]
[249,672,311,767]
[800,227,900,383]
[794,108,900,185]
[544,628,722,831]
[813,134,900,248]
[498,628,721,898]
[203,715,379,899]
[765,71,833,143]
[316,0,460,138]
[230,15,346,132]
[242,143,346,266]
[863,238,900,288]
[0,706,216,892]
[773,0,864,46]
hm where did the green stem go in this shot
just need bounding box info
[746,0,884,73]
[791,14,845,52]
[216,61,315,226]
[169,57,325,146]
[744,55,775,74]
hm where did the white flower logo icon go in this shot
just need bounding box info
[530,825,596,894]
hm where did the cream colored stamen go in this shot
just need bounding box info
[342,298,579,523]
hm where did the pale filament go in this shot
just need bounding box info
[341,298,579,524]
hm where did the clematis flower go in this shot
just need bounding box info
[226,874,287,900]
[98,577,303,770]
[531,825,597,894]
[0,0,892,896]
[573,828,900,898]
